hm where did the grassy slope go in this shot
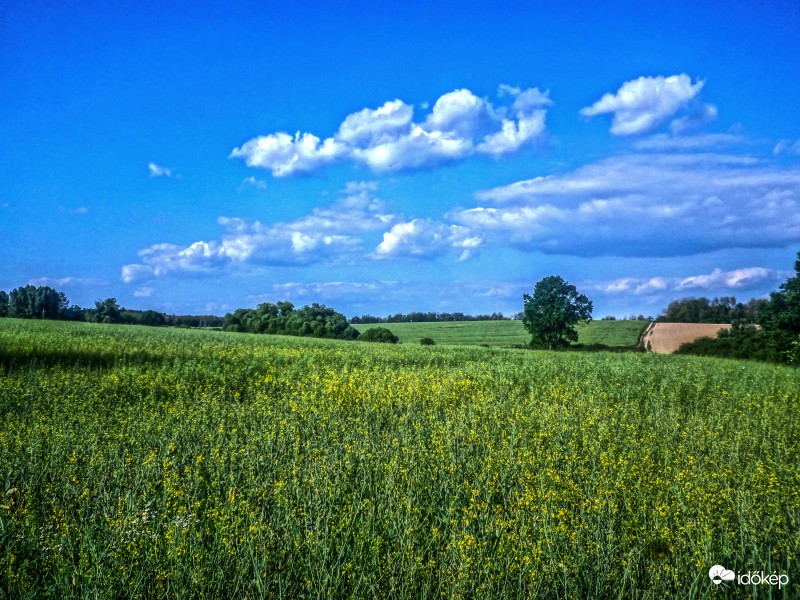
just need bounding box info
[352,319,649,347]
[1,319,798,598]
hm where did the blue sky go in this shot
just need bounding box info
[2,0,800,318]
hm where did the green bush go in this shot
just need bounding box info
[674,326,782,363]
[359,327,399,343]
[222,301,359,340]
[420,337,435,345]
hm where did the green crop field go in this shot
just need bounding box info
[1,319,798,598]
[352,319,649,348]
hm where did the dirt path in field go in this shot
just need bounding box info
[641,323,732,354]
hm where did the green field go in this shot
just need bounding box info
[352,319,649,347]
[1,319,798,598]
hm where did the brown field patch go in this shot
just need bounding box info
[641,322,732,354]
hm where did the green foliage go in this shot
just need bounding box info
[138,310,167,327]
[420,337,435,345]
[674,324,782,363]
[759,251,800,361]
[223,301,359,340]
[89,297,122,324]
[1,320,799,597]
[657,296,767,324]
[119,309,167,327]
[61,305,86,321]
[522,276,593,349]
[0,290,7,317]
[164,313,223,328]
[358,327,399,343]
[7,285,69,320]
[788,339,800,365]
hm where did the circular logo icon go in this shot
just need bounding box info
[709,565,735,585]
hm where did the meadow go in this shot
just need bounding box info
[1,319,798,598]
[351,319,649,348]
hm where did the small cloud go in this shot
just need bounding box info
[27,277,81,288]
[669,103,718,134]
[204,302,228,314]
[134,287,155,298]
[580,74,705,136]
[59,206,90,215]
[597,278,636,293]
[677,267,778,290]
[497,83,522,97]
[774,138,800,155]
[268,281,384,300]
[374,219,481,261]
[239,176,267,190]
[25,276,105,291]
[121,264,155,284]
[481,284,517,298]
[148,162,173,178]
[344,180,379,194]
[635,278,670,294]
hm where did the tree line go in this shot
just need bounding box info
[656,296,767,324]
[0,285,223,327]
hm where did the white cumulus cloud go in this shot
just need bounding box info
[336,99,414,145]
[580,74,709,136]
[677,267,777,290]
[375,219,481,261]
[121,183,398,283]
[229,132,344,177]
[230,85,550,176]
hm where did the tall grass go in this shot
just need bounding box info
[1,319,798,598]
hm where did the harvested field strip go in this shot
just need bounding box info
[643,322,732,354]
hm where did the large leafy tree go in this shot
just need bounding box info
[522,276,593,349]
[90,298,122,324]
